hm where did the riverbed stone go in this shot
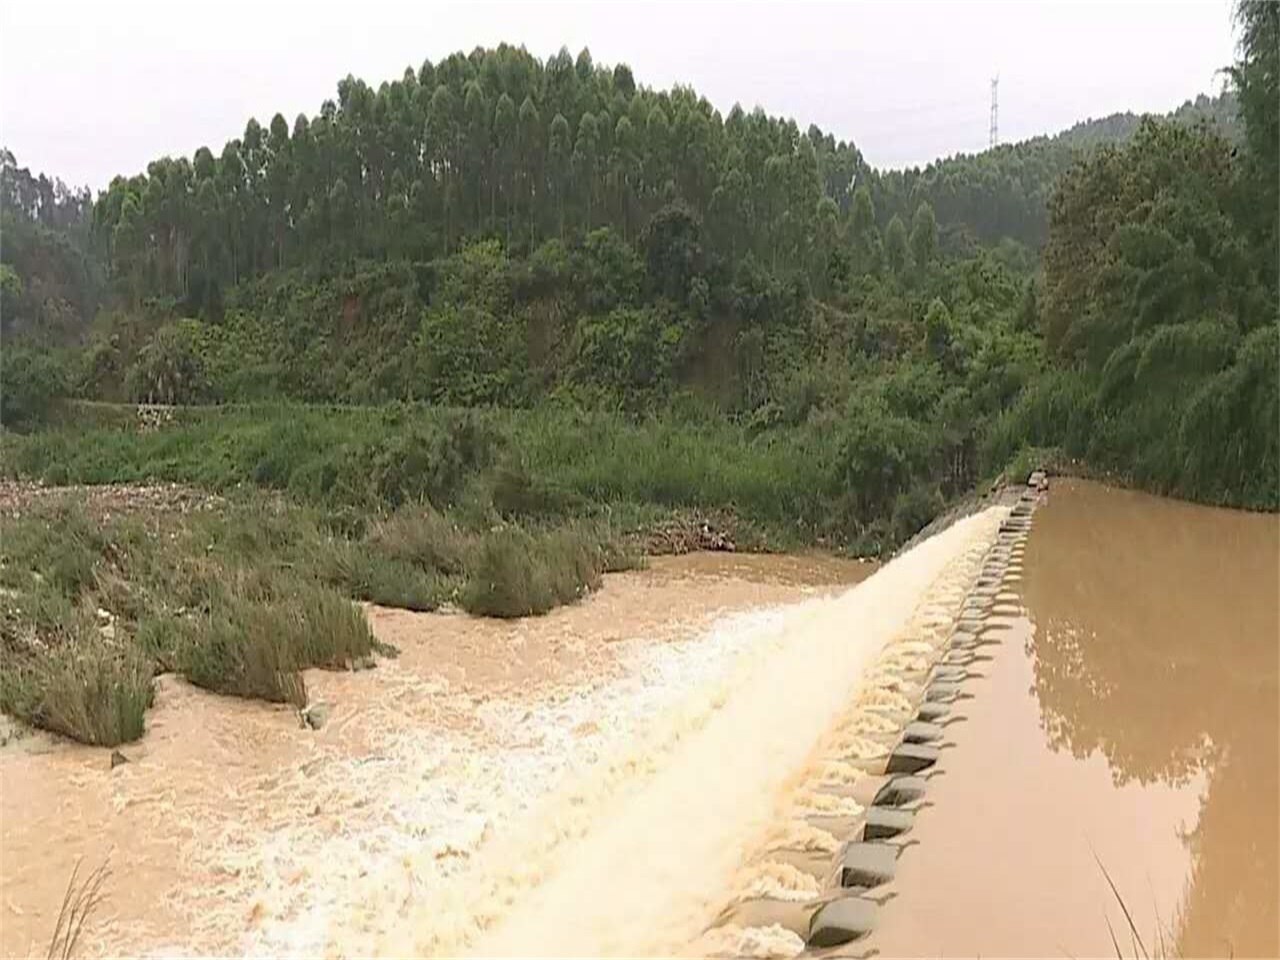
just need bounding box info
[916,701,951,722]
[925,681,962,702]
[808,897,879,947]
[871,775,927,807]
[902,720,944,744]
[862,806,914,841]
[839,842,897,888]
[885,742,939,775]
[302,702,332,730]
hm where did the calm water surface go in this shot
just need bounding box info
[867,479,1279,958]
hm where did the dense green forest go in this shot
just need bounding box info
[0,1,1275,746]
[1,3,1276,521]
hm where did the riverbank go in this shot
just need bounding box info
[0,400,982,558]
[0,479,645,746]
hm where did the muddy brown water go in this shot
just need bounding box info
[866,479,1279,959]
[3,481,1275,959]
[0,552,871,959]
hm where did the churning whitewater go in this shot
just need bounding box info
[1,514,1003,960]
[366,505,1007,957]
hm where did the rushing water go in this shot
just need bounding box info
[866,479,1280,959]
[0,552,872,959]
[5,480,1269,959]
[421,509,1003,957]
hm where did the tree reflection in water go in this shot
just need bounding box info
[1020,480,1278,958]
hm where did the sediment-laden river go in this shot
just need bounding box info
[865,479,1279,958]
[1,552,873,958]
[2,481,1275,959]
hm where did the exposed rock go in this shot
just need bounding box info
[302,703,332,731]
[862,806,915,841]
[110,749,130,769]
[884,742,939,775]
[808,896,879,947]
[839,842,897,889]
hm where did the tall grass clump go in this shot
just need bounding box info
[461,526,609,617]
[45,858,111,960]
[509,407,832,532]
[311,538,448,611]
[177,602,307,707]
[292,583,377,667]
[0,403,838,544]
[0,626,154,747]
[365,506,470,575]
[175,578,375,707]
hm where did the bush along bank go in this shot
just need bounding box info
[0,485,639,747]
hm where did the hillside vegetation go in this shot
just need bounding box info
[0,3,1275,745]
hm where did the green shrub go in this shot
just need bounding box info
[890,485,945,543]
[0,502,106,597]
[312,539,447,611]
[0,344,67,428]
[461,527,604,618]
[999,445,1063,487]
[0,628,154,746]
[366,507,470,575]
[178,602,306,706]
[124,319,212,404]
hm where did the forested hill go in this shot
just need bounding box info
[1,3,1276,522]
[871,91,1239,253]
[0,52,1237,338]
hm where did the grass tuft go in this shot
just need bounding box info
[0,623,154,747]
[46,858,111,960]
[461,526,606,617]
[294,583,377,668]
[313,539,448,611]
[366,507,471,575]
[176,579,375,708]
[177,602,307,707]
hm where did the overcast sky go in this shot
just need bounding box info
[1,0,1237,192]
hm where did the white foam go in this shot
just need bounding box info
[400,507,1007,957]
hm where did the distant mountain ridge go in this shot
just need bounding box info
[869,90,1239,251]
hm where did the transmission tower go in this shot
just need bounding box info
[989,75,1000,148]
